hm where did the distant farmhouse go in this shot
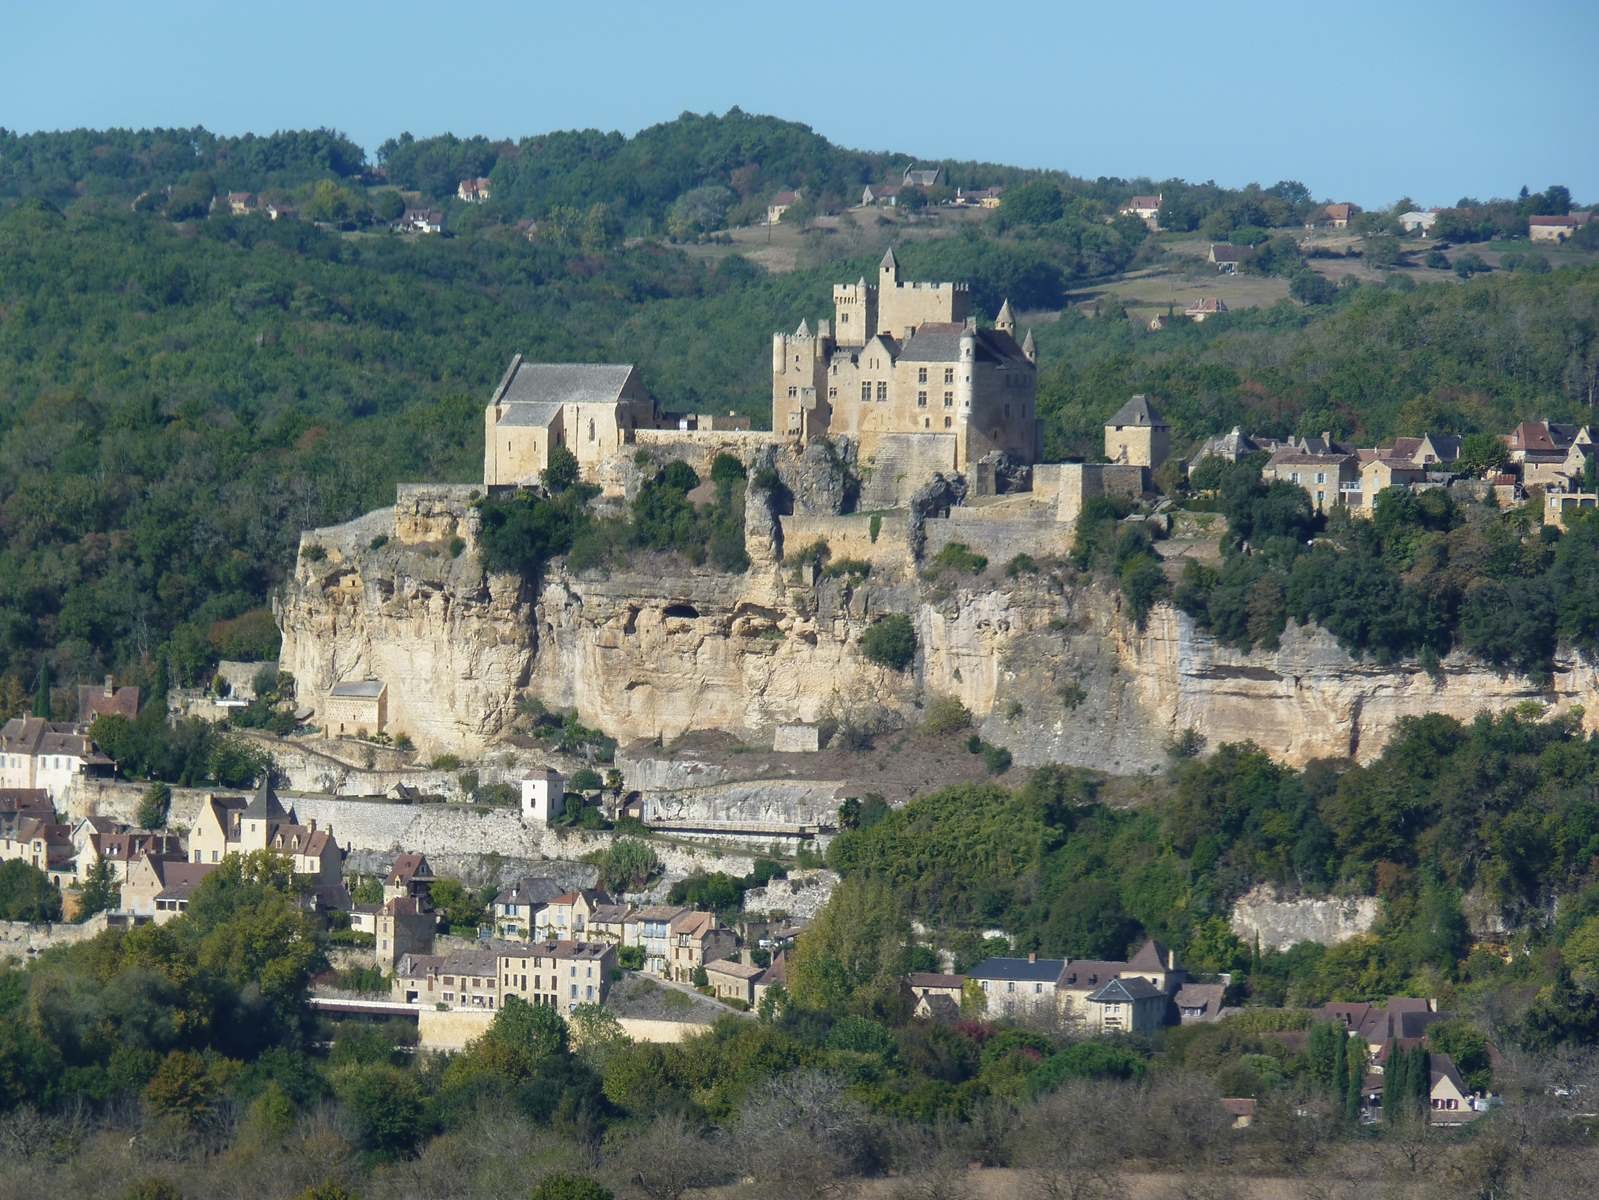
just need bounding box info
[1120,194,1162,229]
[1530,212,1593,243]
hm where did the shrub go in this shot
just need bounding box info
[302,544,326,562]
[368,534,388,550]
[710,453,745,487]
[448,536,466,558]
[861,614,916,671]
[922,694,973,735]
[1425,249,1450,269]
[925,541,988,577]
[691,966,708,988]
[824,557,871,580]
[869,512,883,543]
[618,945,645,970]
[784,538,831,569]
[138,782,172,830]
[570,767,603,792]
[1059,679,1087,710]
[1005,553,1039,576]
[981,744,1012,775]
[431,753,461,770]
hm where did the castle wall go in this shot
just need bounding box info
[1105,424,1170,470]
[394,485,481,548]
[878,279,970,339]
[856,434,959,510]
[778,513,913,573]
[1045,463,1146,525]
[922,512,1072,566]
[485,407,557,487]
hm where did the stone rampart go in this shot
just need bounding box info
[778,513,912,572]
[0,912,119,959]
[923,513,1071,566]
[857,433,958,510]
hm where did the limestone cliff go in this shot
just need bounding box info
[277,483,1599,771]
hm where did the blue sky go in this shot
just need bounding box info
[5,0,1596,208]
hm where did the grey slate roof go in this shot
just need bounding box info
[330,680,385,699]
[970,956,1065,984]
[897,324,1030,366]
[242,777,289,823]
[1087,976,1165,1003]
[494,875,567,908]
[1107,394,1167,428]
[498,361,636,410]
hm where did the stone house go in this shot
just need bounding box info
[668,909,737,983]
[753,949,788,1008]
[483,357,664,487]
[590,901,630,944]
[0,816,75,887]
[73,822,184,885]
[0,790,53,840]
[1104,394,1171,470]
[861,183,900,207]
[909,971,966,1019]
[457,177,492,203]
[1529,213,1593,242]
[187,779,344,888]
[395,939,617,1013]
[324,680,387,739]
[771,250,1039,472]
[385,852,436,903]
[1082,975,1168,1034]
[1398,209,1439,236]
[1348,456,1428,514]
[535,889,614,941]
[970,954,1067,1016]
[77,675,140,725]
[493,875,566,939]
[704,958,764,1006]
[623,904,690,974]
[375,896,435,969]
[1308,202,1357,229]
[0,718,112,801]
[1262,439,1358,512]
[120,855,216,923]
[395,208,444,234]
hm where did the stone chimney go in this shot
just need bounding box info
[104,674,115,697]
[1027,951,1037,964]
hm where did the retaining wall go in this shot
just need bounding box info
[778,513,912,572]
[923,513,1071,566]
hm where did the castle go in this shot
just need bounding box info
[772,249,1039,473]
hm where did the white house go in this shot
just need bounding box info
[521,767,566,824]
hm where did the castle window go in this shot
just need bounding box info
[841,312,850,324]
[828,387,836,399]
[944,417,952,428]
[917,391,927,407]
[588,418,596,442]
[918,368,927,383]
[924,418,931,429]
[944,392,953,407]
[861,383,871,403]
[876,382,887,401]
[944,367,954,384]
[788,386,797,398]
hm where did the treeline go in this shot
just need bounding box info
[829,708,1599,1025]
[0,126,366,203]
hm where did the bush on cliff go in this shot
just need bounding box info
[861,614,916,672]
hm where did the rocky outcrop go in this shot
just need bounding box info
[278,486,1599,771]
[1229,885,1383,952]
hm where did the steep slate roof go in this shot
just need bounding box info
[1058,960,1128,988]
[242,777,289,823]
[1087,976,1165,1003]
[151,860,216,899]
[496,359,637,410]
[1128,939,1175,972]
[897,324,1030,366]
[908,972,967,990]
[970,956,1066,984]
[78,680,140,724]
[494,875,564,907]
[1429,1052,1468,1095]
[1209,243,1246,262]
[1107,394,1167,428]
[1174,982,1228,1020]
[388,852,434,886]
[880,248,898,273]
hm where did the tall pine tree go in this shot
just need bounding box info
[31,665,51,719]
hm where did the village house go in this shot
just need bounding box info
[457,177,492,203]
[704,957,765,1006]
[77,675,140,725]
[385,852,436,903]
[908,971,966,1021]
[72,820,184,885]
[535,889,614,941]
[186,779,345,890]
[0,718,112,801]
[902,165,942,189]
[772,250,1039,473]
[1120,194,1162,228]
[394,939,617,1012]
[766,189,800,225]
[225,192,257,216]
[955,186,1004,208]
[0,789,53,839]
[1529,212,1593,243]
[265,201,295,221]
[1208,243,1246,274]
[1104,394,1171,471]
[375,895,435,969]
[668,909,737,983]
[395,208,444,234]
[970,954,1065,1016]
[623,904,690,974]
[861,183,900,207]
[493,875,566,939]
[324,680,386,739]
[1184,297,1229,322]
[1309,202,1357,229]
[0,816,75,887]
[1174,981,1229,1024]
[1428,1052,1474,1124]
[1187,426,1283,475]
[1081,975,1168,1034]
[1262,436,1358,512]
[120,856,216,923]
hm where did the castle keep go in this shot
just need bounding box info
[772,249,1039,473]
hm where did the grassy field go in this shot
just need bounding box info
[675,205,991,274]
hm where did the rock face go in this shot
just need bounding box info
[278,484,1599,770]
[1229,885,1382,952]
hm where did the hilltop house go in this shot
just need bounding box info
[771,250,1039,474]
[1262,436,1358,512]
[1121,195,1162,227]
[493,875,566,939]
[1208,244,1246,274]
[622,904,690,974]
[78,676,140,725]
[1529,213,1593,243]
[861,183,900,207]
[1309,203,1357,229]
[1184,297,1229,322]
[766,190,800,225]
[902,165,942,189]
[395,208,444,234]
[1399,209,1439,236]
[457,177,492,203]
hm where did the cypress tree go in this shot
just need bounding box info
[31,665,51,718]
[1332,1028,1348,1102]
